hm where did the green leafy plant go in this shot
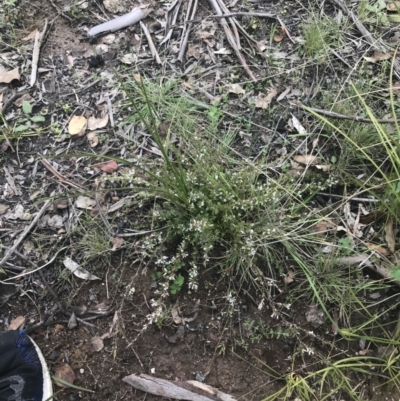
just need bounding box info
[15,101,46,132]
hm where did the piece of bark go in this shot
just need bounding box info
[122,374,237,401]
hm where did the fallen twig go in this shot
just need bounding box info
[0,199,52,267]
[30,19,48,87]
[140,21,162,64]
[178,0,199,62]
[300,104,400,124]
[161,0,182,45]
[123,374,237,401]
[207,0,256,81]
[40,159,84,191]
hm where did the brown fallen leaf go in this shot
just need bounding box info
[54,364,76,388]
[110,236,125,251]
[68,115,87,136]
[366,243,391,256]
[387,1,400,11]
[8,316,26,330]
[101,160,118,174]
[385,217,396,253]
[292,155,319,165]
[273,26,286,42]
[284,269,295,284]
[228,84,245,95]
[0,68,20,84]
[91,336,104,352]
[22,29,38,41]
[314,220,336,233]
[255,87,279,109]
[364,51,393,63]
[87,132,99,148]
[88,114,109,130]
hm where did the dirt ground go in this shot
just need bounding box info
[2,0,400,400]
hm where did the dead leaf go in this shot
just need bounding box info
[171,305,182,324]
[291,115,306,133]
[68,115,87,136]
[366,243,391,256]
[0,68,20,84]
[364,51,393,63]
[68,312,77,329]
[314,220,336,233]
[8,316,26,330]
[22,29,38,41]
[387,1,400,11]
[54,364,76,388]
[0,204,10,215]
[292,155,319,165]
[273,26,286,42]
[75,196,96,210]
[63,257,101,280]
[228,84,245,95]
[74,305,88,316]
[385,217,396,253]
[87,132,99,148]
[54,324,65,335]
[101,160,118,174]
[187,46,200,59]
[183,299,200,322]
[88,114,109,130]
[110,236,125,251]
[284,269,295,284]
[91,336,104,352]
[315,164,331,172]
[47,215,64,229]
[167,325,185,343]
[255,87,278,109]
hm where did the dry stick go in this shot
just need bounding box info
[30,19,48,87]
[300,105,399,124]
[177,0,199,62]
[140,21,161,64]
[215,0,241,49]
[0,199,52,267]
[160,0,182,45]
[329,0,400,78]
[40,159,84,192]
[207,0,256,81]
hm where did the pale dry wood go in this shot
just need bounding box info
[208,0,256,81]
[140,21,162,64]
[178,0,199,62]
[161,0,182,45]
[30,19,48,87]
[122,374,237,401]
